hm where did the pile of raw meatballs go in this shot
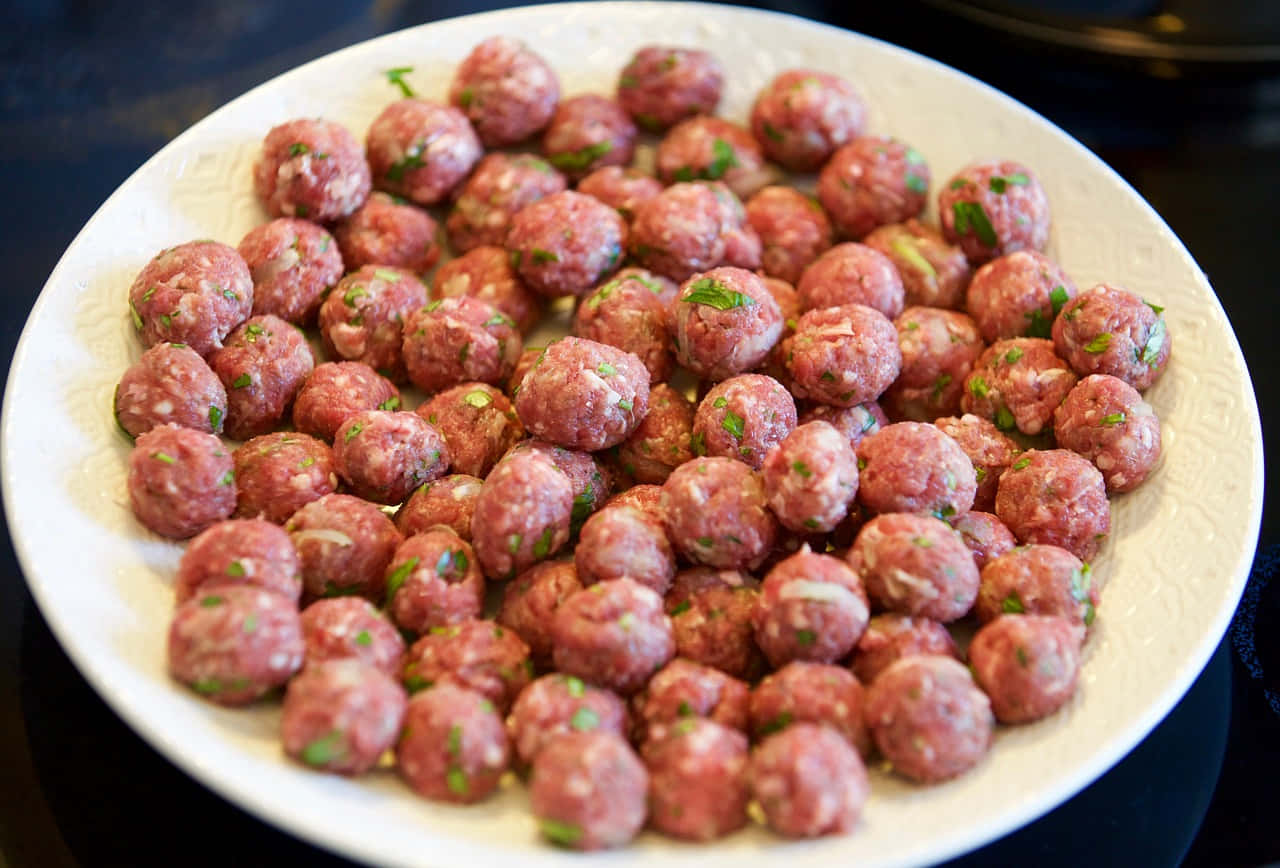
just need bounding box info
[117,36,1170,849]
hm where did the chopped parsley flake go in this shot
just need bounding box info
[1002,592,1025,613]
[570,707,600,731]
[343,422,363,442]
[532,527,554,559]
[890,236,937,278]
[617,398,633,411]
[384,556,419,603]
[463,389,493,409]
[378,396,401,411]
[373,268,401,283]
[301,731,344,766]
[225,561,245,577]
[670,600,692,616]
[384,66,415,97]
[530,248,559,264]
[988,173,1029,193]
[721,410,745,439]
[343,285,367,306]
[690,432,707,456]
[1012,457,1031,471]
[355,630,373,646]
[792,460,812,478]
[597,362,617,377]
[682,277,756,310]
[968,376,989,399]
[1084,333,1112,353]
[1101,412,1126,426]
[905,173,927,194]
[1005,347,1024,364]
[549,140,614,171]
[200,595,224,607]
[994,405,1016,431]
[288,142,309,157]
[951,200,998,247]
[795,628,817,646]
[1139,318,1166,365]
[446,768,469,796]
[152,451,176,465]
[540,818,583,847]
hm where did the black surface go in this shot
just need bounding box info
[1,1,1277,866]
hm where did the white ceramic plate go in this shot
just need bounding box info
[2,3,1262,866]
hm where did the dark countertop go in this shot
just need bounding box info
[1,2,1277,866]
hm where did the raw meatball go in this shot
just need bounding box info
[961,338,1076,436]
[416,383,523,478]
[799,401,888,448]
[786,304,901,407]
[385,529,484,633]
[445,153,566,254]
[856,422,978,518]
[318,264,428,383]
[750,724,869,838]
[797,242,905,319]
[433,245,542,333]
[450,36,560,147]
[514,336,649,451]
[612,383,694,484]
[864,219,972,310]
[551,578,674,695]
[497,560,583,666]
[167,585,303,705]
[573,270,673,382]
[754,547,869,667]
[333,410,450,505]
[365,99,482,206]
[966,249,1075,341]
[333,192,440,274]
[661,457,778,570]
[882,306,984,422]
[995,449,1110,561]
[606,484,665,521]
[209,314,314,440]
[286,493,402,600]
[128,424,235,539]
[750,69,867,171]
[633,658,750,741]
[530,731,647,850]
[628,182,753,283]
[645,718,750,841]
[746,186,834,285]
[174,518,301,605]
[401,619,531,712]
[471,451,573,579]
[403,296,523,394]
[666,568,762,680]
[397,684,510,803]
[864,655,994,782]
[692,374,796,469]
[1052,283,1171,391]
[253,118,369,220]
[975,543,1098,629]
[969,614,1083,723]
[673,266,783,381]
[505,439,612,533]
[932,414,1019,512]
[508,673,629,766]
[127,240,253,357]
[237,217,343,325]
[576,166,663,221]
[1053,374,1161,492]
[291,362,400,443]
[508,346,543,396]
[850,614,960,684]
[506,190,626,298]
[575,504,675,595]
[300,597,405,676]
[849,512,979,621]
[951,510,1018,570]
[761,421,858,534]
[232,432,337,524]
[616,45,724,131]
[396,474,483,541]
[543,94,637,179]
[939,160,1051,264]
[817,136,930,239]
[656,116,769,199]
[281,659,407,775]
[750,661,870,755]
[114,342,227,438]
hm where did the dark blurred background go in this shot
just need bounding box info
[2,1,1278,865]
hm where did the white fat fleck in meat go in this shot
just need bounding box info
[292,528,354,547]
[152,399,174,416]
[778,579,857,605]
[483,742,506,768]
[882,568,939,603]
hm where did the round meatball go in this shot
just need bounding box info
[333,410,449,505]
[750,723,869,838]
[115,342,227,438]
[445,153,566,254]
[281,659,407,775]
[506,191,626,298]
[573,270,673,382]
[969,615,1083,723]
[762,420,859,534]
[471,451,573,579]
[864,655,994,783]
[799,401,888,449]
[395,474,483,541]
[966,249,1076,342]
[746,186,834,285]
[508,673,629,766]
[932,414,1019,512]
[497,560,583,666]
[505,440,612,533]
[433,245,542,334]
[855,422,977,517]
[849,512,979,621]
[975,543,1098,629]
[633,658,750,741]
[797,242,905,319]
[127,241,253,357]
[365,99,482,206]
[692,374,796,470]
[403,297,523,395]
[656,116,769,200]
[750,661,870,755]
[397,684,510,803]
[128,424,235,539]
[174,518,301,605]
[318,265,428,383]
[1052,283,1171,391]
[552,578,674,695]
[237,217,342,325]
[645,718,750,841]
[543,94,636,179]
[291,362,400,443]
[575,504,675,595]
[333,192,440,274]
[515,337,649,451]
[300,597,405,676]
[995,449,1110,561]
[1054,374,1161,492]
[754,548,869,668]
[530,731,647,850]
[939,160,1051,264]
[786,304,901,407]
[576,166,663,221]
[673,267,783,381]
[628,182,749,283]
[951,510,1018,570]
[401,619,531,712]
[167,585,303,705]
[616,45,724,131]
[385,529,484,634]
[666,568,762,680]
[253,118,371,220]
[450,36,559,147]
[661,457,778,570]
[749,69,867,171]
[286,493,402,600]
[883,306,984,422]
[850,614,960,685]
[232,432,337,524]
[415,383,522,479]
[961,338,1076,436]
[863,220,972,310]
[612,383,694,484]
[209,314,314,440]
[817,136,930,239]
